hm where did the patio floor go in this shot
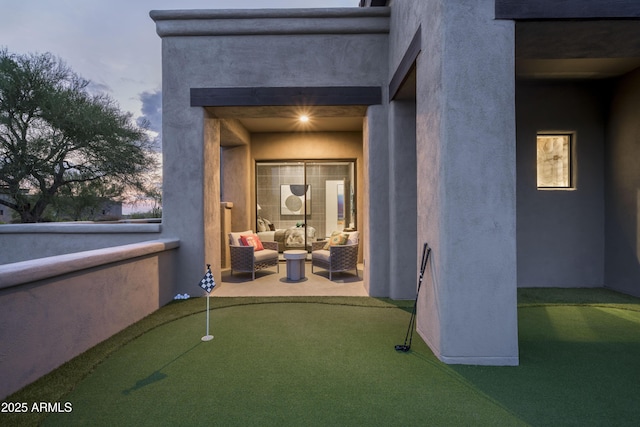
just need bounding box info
[214,261,368,297]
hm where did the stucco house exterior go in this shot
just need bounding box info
[0,190,14,223]
[149,0,640,366]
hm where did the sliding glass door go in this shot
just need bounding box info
[255,160,356,252]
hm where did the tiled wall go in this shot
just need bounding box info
[256,162,354,239]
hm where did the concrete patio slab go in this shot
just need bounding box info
[213,262,367,297]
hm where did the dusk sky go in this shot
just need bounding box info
[0,0,357,136]
[0,0,357,212]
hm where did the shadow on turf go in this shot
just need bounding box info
[449,304,640,426]
[122,342,202,395]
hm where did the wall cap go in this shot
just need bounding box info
[0,222,161,234]
[0,239,180,289]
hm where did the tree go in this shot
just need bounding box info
[0,49,156,223]
[48,177,124,221]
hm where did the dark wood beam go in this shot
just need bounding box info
[191,87,382,107]
[389,26,421,100]
[496,0,640,19]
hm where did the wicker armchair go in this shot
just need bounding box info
[311,240,359,280]
[229,232,279,280]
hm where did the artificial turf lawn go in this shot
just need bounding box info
[43,303,525,426]
[3,290,640,426]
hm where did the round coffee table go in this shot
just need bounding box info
[283,250,307,281]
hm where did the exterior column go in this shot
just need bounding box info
[160,100,221,294]
[204,113,221,284]
[221,144,251,232]
[363,104,390,296]
[415,0,519,365]
[389,100,418,300]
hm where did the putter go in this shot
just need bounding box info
[395,242,430,353]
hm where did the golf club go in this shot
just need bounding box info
[395,242,430,353]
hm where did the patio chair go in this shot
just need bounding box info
[311,231,359,280]
[229,231,279,280]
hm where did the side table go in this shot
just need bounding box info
[283,250,307,281]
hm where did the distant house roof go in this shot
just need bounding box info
[359,0,388,7]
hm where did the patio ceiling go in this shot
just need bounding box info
[207,105,366,133]
[516,20,640,79]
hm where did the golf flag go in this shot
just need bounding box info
[198,264,215,342]
[199,264,216,293]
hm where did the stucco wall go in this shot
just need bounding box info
[398,0,445,355]
[222,144,251,233]
[517,80,607,287]
[364,105,391,297]
[388,100,417,300]
[203,114,221,282]
[391,0,519,365]
[606,68,640,297]
[0,240,179,399]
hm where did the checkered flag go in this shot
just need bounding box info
[198,264,216,293]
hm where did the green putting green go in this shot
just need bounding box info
[42,302,526,426]
[4,291,640,426]
[455,304,640,426]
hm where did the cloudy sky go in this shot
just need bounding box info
[0,0,357,212]
[0,0,357,135]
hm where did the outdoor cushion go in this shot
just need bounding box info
[229,230,253,247]
[254,248,278,262]
[313,249,331,263]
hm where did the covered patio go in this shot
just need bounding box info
[216,261,368,297]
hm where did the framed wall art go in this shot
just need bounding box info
[281,184,311,215]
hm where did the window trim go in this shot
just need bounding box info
[536,132,575,191]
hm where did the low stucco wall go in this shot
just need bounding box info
[0,239,179,399]
[0,222,162,264]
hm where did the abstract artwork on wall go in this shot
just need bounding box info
[337,183,344,221]
[281,184,311,215]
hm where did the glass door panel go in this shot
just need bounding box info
[304,161,355,240]
[256,160,355,252]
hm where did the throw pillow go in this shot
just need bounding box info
[323,230,342,250]
[345,231,359,245]
[324,231,349,249]
[240,234,264,251]
[330,233,349,246]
